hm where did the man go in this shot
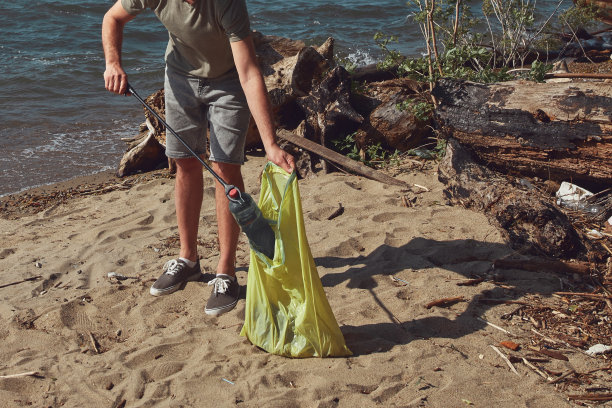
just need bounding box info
[102,0,294,316]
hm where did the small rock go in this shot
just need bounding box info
[35,262,42,268]
[116,329,122,337]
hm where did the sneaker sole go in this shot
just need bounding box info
[205,299,238,316]
[149,272,202,297]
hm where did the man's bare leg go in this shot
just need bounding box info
[149,156,203,297]
[212,161,244,277]
[175,157,204,262]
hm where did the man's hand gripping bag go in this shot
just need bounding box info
[240,163,351,357]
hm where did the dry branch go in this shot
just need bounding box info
[554,291,612,300]
[567,393,612,402]
[0,275,42,289]
[425,296,465,309]
[277,129,409,187]
[493,259,592,275]
[456,277,485,286]
[490,345,520,376]
[0,371,42,379]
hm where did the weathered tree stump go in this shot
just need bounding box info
[432,78,612,191]
[295,66,364,174]
[247,35,336,151]
[351,77,432,153]
[116,118,167,177]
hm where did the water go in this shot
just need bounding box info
[0,0,578,196]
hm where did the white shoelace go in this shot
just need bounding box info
[163,259,182,276]
[208,277,230,294]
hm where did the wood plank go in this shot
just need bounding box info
[277,129,409,187]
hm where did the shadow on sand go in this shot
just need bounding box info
[315,237,562,356]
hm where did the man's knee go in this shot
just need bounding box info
[175,157,203,173]
[212,161,242,180]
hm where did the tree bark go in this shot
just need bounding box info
[432,78,612,191]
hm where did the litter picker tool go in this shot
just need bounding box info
[127,84,276,259]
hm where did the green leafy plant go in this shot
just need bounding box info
[396,99,435,121]
[335,55,357,75]
[331,133,403,168]
[396,0,594,84]
[374,32,405,71]
[407,138,447,161]
[529,60,553,82]
[331,132,361,161]
[558,0,600,33]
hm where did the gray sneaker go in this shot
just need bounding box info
[205,274,240,316]
[150,259,202,296]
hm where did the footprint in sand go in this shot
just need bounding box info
[307,205,339,221]
[0,248,15,259]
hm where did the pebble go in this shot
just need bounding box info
[35,262,42,268]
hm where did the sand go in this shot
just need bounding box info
[0,153,586,407]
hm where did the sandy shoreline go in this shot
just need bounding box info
[0,152,606,407]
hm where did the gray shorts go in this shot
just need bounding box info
[164,66,251,164]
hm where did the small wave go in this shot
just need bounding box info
[346,49,377,67]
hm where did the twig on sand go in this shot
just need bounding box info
[478,298,529,306]
[0,275,42,289]
[478,317,513,335]
[413,183,430,192]
[0,371,42,379]
[554,291,612,300]
[521,357,553,381]
[549,369,575,384]
[567,393,612,402]
[327,203,344,220]
[457,277,485,286]
[425,296,465,309]
[89,332,100,354]
[490,345,520,376]
[587,365,612,374]
[530,328,561,345]
[530,346,569,362]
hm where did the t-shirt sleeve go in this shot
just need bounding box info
[121,0,157,15]
[219,0,251,42]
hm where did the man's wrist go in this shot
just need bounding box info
[261,134,278,152]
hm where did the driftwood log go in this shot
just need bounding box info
[434,78,612,261]
[432,78,612,191]
[439,139,585,259]
[116,113,167,178]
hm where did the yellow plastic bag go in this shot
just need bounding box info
[240,163,352,358]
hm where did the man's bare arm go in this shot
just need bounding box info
[230,36,295,173]
[102,0,136,95]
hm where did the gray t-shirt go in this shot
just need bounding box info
[121,0,251,78]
